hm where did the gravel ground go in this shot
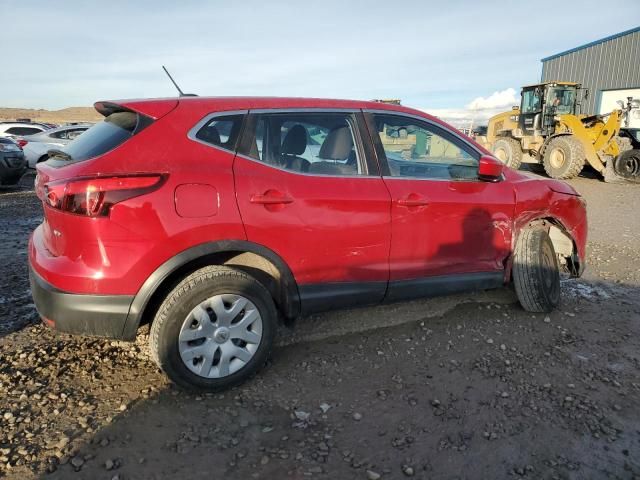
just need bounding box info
[0,171,639,480]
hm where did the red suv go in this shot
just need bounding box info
[29,97,587,390]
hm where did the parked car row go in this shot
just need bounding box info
[0,120,91,184]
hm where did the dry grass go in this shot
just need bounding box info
[0,106,102,125]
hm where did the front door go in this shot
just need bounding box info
[234,110,392,313]
[365,112,515,299]
[519,87,543,135]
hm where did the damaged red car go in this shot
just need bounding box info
[29,96,587,390]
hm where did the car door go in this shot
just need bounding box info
[233,110,391,313]
[364,111,515,299]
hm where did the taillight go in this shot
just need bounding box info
[17,139,28,148]
[43,174,165,217]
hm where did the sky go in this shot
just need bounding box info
[3,0,639,126]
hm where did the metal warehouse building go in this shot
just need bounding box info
[541,26,640,127]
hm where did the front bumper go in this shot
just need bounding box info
[0,152,26,183]
[29,265,134,339]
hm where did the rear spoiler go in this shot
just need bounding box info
[94,99,179,120]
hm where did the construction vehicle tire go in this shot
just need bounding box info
[543,136,585,179]
[492,137,523,170]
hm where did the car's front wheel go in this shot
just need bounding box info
[150,266,277,391]
[512,228,560,313]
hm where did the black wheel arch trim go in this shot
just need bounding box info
[122,240,301,340]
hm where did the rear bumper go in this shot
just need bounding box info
[29,265,134,339]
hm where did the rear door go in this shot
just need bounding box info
[365,111,515,298]
[233,110,391,312]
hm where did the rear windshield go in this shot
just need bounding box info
[54,111,150,163]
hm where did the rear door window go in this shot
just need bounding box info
[242,112,367,176]
[57,111,150,162]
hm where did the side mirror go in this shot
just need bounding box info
[478,155,504,182]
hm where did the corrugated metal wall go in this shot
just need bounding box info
[541,29,640,114]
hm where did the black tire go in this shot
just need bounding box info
[542,136,585,179]
[512,228,560,313]
[525,163,546,175]
[149,265,277,391]
[612,149,640,183]
[492,137,523,169]
[37,154,49,164]
[0,175,22,186]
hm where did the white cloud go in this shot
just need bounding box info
[466,88,519,110]
[420,88,520,128]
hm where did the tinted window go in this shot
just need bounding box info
[5,126,43,136]
[194,114,244,151]
[546,87,576,115]
[373,114,479,181]
[66,129,87,140]
[58,112,148,162]
[246,112,365,176]
[49,128,87,140]
[521,89,542,113]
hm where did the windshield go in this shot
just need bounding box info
[56,111,147,162]
[547,87,577,115]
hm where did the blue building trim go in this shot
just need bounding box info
[541,26,640,63]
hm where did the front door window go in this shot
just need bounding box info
[374,114,479,181]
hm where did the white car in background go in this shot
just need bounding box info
[20,124,91,168]
[0,122,50,139]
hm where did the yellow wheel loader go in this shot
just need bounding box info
[478,82,640,182]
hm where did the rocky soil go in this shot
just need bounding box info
[0,172,639,480]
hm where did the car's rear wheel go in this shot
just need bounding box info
[150,266,277,391]
[512,228,560,313]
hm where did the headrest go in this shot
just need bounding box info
[281,125,307,155]
[319,126,353,160]
[198,125,221,145]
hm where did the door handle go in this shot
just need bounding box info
[250,192,294,205]
[397,194,429,207]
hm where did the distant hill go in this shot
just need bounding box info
[0,106,102,124]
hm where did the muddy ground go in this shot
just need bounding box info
[0,171,639,480]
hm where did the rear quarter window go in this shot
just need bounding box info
[192,114,244,152]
